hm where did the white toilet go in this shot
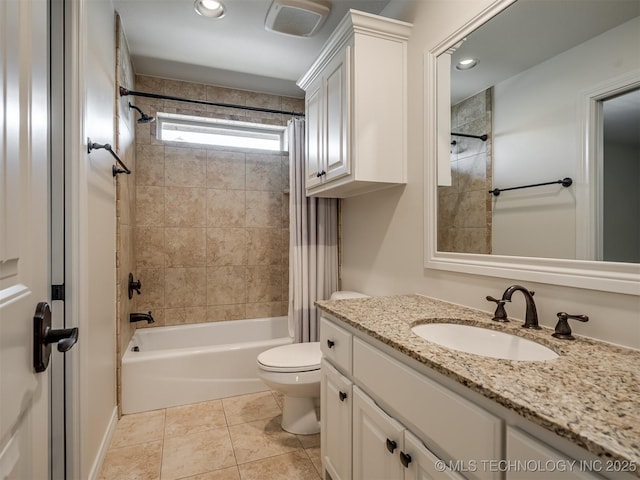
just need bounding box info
[257,290,369,435]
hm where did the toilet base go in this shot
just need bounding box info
[281,395,320,435]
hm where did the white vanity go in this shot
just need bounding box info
[317,295,639,480]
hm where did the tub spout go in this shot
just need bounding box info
[130,311,154,324]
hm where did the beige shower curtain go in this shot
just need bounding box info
[288,117,338,343]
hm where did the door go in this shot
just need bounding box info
[353,386,404,480]
[0,0,51,478]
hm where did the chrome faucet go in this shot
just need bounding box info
[130,311,155,324]
[487,285,540,329]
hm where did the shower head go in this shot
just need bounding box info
[128,102,155,124]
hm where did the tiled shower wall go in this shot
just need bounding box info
[133,75,304,327]
[438,88,493,254]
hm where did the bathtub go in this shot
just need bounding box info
[121,316,292,414]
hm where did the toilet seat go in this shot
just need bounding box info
[257,342,321,373]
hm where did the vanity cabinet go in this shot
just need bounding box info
[297,10,412,198]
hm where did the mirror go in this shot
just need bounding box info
[424,0,640,294]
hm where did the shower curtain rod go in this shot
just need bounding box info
[119,86,305,117]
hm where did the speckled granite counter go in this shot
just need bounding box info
[316,294,640,475]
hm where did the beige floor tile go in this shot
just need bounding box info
[228,416,302,464]
[296,433,320,449]
[271,390,285,409]
[161,428,236,480]
[165,399,227,437]
[237,450,321,480]
[222,391,282,426]
[180,466,241,480]
[109,409,165,448]
[305,446,322,477]
[98,440,162,480]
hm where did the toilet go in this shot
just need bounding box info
[257,290,369,435]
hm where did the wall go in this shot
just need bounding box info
[133,75,303,328]
[114,13,136,415]
[491,16,640,259]
[340,0,640,349]
[438,89,492,254]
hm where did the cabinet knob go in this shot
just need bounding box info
[385,438,397,453]
[327,339,335,348]
[338,391,348,402]
[400,451,412,468]
[316,170,326,177]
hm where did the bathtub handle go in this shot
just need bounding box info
[339,391,348,402]
[327,339,335,349]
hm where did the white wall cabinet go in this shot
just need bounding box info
[297,10,412,198]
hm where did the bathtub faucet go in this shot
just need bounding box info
[130,311,154,324]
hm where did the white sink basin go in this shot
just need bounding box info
[411,323,559,361]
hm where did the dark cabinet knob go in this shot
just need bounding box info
[386,438,397,453]
[327,339,335,348]
[400,451,412,468]
[339,391,348,402]
[316,170,326,177]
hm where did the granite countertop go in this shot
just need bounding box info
[315,294,640,475]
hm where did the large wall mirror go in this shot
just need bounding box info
[424,0,640,294]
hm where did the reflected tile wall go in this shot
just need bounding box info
[134,75,303,327]
[438,88,493,254]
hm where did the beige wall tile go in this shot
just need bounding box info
[247,266,283,303]
[206,228,247,266]
[247,228,281,266]
[207,190,245,227]
[136,144,164,186]
[135,227,165,268]
[206,304,247,322]
[165,146,207,187]
[165,267,207,308]
[165,227,206,267]
[207,150,246,190]
[206,266,247,305]
[164,306,207,325]
[246,153,284,192]
[245,191,282,228]
[136,186,164,226]
[165,187,206,227]
[136,268,165,310]
[246,302,283,319]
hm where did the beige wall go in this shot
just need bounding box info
[438,89,492,254]
[132,75,303,328]
[341,0,640,349]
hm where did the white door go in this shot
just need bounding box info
[0,0,51,478]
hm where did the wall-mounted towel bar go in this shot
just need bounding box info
[489,177,573,196]
[119,86,305,117]
[87,138,131,177]
[451,132,488,145]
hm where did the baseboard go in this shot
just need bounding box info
[87,406,118,480]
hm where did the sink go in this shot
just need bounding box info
[411,323,559,361]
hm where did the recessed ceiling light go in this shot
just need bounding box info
[456,58,478,70]
[194,0,225,18]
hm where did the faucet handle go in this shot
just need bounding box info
[552,312,589,340]
[486,296,509,323]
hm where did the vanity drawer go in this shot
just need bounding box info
[320,316,353,375]
[353,337,502,480]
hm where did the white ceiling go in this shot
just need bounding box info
[113,0,394,97]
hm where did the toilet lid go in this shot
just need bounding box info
[258,342,321,373]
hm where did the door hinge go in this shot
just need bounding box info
[51,284,65,301]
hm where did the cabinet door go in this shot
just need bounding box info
[322,359,353,480]
[323,46,350,183]
[506,427,603,480]
[353,387,404,480]
[404,430,465,480]
[305,77,323,189]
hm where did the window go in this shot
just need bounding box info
[157,112,288,152]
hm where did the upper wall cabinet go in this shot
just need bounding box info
[297,10,412,198]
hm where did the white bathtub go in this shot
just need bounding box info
[121,316,292,414]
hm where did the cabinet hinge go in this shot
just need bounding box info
[51,284,65,301]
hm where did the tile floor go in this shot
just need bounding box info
[98,391,322,480]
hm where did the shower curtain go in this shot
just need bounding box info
[288,117,339,343]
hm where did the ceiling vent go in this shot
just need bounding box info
[265,0,330,38]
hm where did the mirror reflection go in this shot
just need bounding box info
[436,0,640,263]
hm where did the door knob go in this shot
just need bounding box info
[34,302,79,373]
